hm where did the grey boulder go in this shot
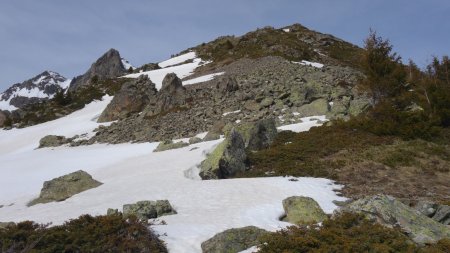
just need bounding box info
[38,135,70,148]
[97,75,157,122]
[199,129,247,179]
[28,170,102,206]
[123,200,176,220]
[235,118,277,151]
[343,195,450,244]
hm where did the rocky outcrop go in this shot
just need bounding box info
[154,140,189,152]
[143,73,188,118]
[201,226,270,253]
[415,201,450,225]
[123,200,176,220]
[98,75,157,122]
[88,56,367,144]
[234,118,277,151]
[28,170,102,206]
[68,49,127,92]
[282,196,328,225]
[199,129,247,179]
[343,195,450,244]
[38,135,70,148]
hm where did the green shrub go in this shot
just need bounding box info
[259,212,446,253]
[0,214,167,253]
[243,126,393,178]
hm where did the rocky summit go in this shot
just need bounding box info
[0,71,69,110]
[68,48,127,92]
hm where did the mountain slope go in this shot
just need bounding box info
[0,71,70,111]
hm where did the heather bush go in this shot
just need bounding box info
[0,214,167,253]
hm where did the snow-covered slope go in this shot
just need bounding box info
[0,96,344,252]
[124,52,216,90]
[121,58,134,70]
[0,71,71,110]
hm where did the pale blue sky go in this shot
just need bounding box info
[0,0,449,91]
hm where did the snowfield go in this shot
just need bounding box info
[0,94,344,253]
[183,72,225,85]
[123,52,214,90]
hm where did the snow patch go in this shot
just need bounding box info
[183,72,225,85]
[159,52,197,68]
[121,58,134,70]
[222,110,241,116]
[0,96,18,111]
[0,103,342,253]
[293,60,324,68]
[0,95,113,155]
[277,115,327,133]
[124,58,207,90]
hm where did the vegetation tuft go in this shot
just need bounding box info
[258,212,450,253]
[0,214,167,253]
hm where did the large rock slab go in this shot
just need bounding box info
[199,129,247,179]
[123,200,176,220]
[282,196,328,225]
[28,170,102,206]
[433,205,450,225]
[201,226,269,253]
[98,75,157,122]
[344,195,450,244]
[234,118,277,151]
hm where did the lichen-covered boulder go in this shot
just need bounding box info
[123,200,176,220]
[347,97,371,116]
[296,98,329,117]
[234,118,277,151]
[201,226,270,253]
[38,135,70,148]
[154,140,189,152]
[344,195,450,244]
[28,170,102,206]
[199,129,247,179]
[282,196,328,225]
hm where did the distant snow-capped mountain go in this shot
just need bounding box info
[0,71,71,111]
